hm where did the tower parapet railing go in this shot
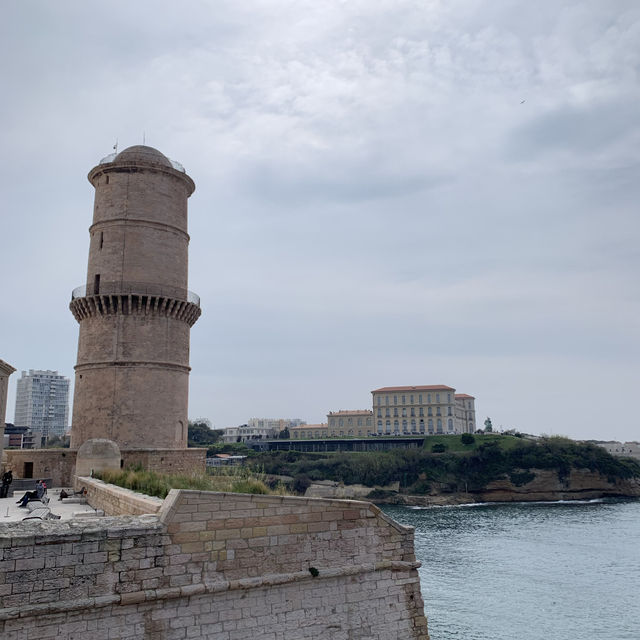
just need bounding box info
[71,282,200,306]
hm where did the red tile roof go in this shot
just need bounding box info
[291,423,327,429]
[371,385,455,393]
[455,393,475,399]
[327,410,373,416]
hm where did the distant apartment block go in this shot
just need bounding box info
[3,424,39,449]
[372,385,475,435]
[14,369,70,438]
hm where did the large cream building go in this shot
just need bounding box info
[290,385,476,440]
[372,385,475,435]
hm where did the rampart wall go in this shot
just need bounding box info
[3,448,206,487]
[0,487,429,639]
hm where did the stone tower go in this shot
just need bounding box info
[69,145,200,450]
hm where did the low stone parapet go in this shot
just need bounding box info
[77,476,163,516]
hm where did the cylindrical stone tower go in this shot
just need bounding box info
[69,145,200,450]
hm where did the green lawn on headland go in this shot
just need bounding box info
[422,433,524,453]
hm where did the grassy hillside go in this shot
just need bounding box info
[249,436,640,495]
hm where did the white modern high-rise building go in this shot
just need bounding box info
[14,370,70,438]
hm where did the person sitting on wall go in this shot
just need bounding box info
[0,470,12,498]
[59,487,87,500]
[16,479,44,508]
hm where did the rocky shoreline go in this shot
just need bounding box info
[306,468,640,506]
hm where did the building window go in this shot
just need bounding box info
[436,408,441,416]
[437,418,442,433]
[99,231,104,250]
[428,418,433,434]
[410,407,415,417]
[378,420,383,433]
[402,395,405,405]
[402,408,407,417]
[386,420,391,433]
[411,418,416,432]
[428,407,432,417]
[448,418,453,432]
[402,419,408,432]
[339,418,343,426]
[410,394,414,404]
[436,393,440,402]
[419,394,422,404]
[419,407,424,417]
[427,394,431,403]
[385,396,389,406]
[394,395,398,405]
[385,408,390,417]
[393,408,398,417]
[393,420,399,434]
[378,396,382,406]
[448,393,451,402]
[377,408,382,418]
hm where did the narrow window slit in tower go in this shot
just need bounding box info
[94,274,100,295]
[99,232,104,249]
[105,175,109,185]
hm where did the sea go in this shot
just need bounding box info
[382,499,640,640]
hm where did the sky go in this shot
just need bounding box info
[1,1,639,441]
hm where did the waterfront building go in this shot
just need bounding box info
[371,385,475,435]
[454,394,476,434]
[290,424,329,439]
[13,369,70,438]
[327,410,373,437]
[222,423,279,442]
[247,417,306,432]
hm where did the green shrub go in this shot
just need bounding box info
[292,474,312,494]
[509,471,536,487]
[431,443,447,453]
[461,433,475,445]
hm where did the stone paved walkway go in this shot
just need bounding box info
[0,487,99,522]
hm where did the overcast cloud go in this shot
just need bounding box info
[1,1,639,441]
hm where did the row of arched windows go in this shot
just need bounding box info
[376,417,454,434]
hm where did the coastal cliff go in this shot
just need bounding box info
[307,468,640,505]
[375,468,640,505]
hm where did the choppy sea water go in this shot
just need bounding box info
[382,499,640,640]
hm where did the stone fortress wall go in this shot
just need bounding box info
[3,448,206,488]
[0,484,428,639]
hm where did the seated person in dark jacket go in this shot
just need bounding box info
[16,480,44,507]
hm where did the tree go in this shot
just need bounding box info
[188,421,223,446]
[461,433,475,445]
[484,417,493,433]
[279,428,290,440]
